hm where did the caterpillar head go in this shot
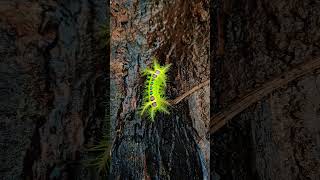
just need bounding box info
[140,58,171,121]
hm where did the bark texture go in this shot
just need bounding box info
[211,0,320,179]
[0,1,107,179]
[110,0,209,179]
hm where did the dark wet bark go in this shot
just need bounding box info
[211,0,320,179]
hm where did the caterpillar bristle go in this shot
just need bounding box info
[140,57,171,121]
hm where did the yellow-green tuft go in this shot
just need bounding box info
[140,58,171,121]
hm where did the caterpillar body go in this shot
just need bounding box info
[140,59,171,121]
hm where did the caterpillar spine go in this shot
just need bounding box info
[140,58,171,121]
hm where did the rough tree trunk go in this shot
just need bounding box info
[0,1,107,179]
[110,0,209,179]
[211,0,320,179]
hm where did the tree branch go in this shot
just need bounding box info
[209,57,320,135]
[169,80,210,105]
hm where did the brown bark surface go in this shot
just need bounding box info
[110,0,209,179]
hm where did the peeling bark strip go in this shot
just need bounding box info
[209,57,320,134]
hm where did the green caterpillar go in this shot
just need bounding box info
[140,58,171,121]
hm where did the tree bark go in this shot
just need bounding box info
[0,1,107,179]
[110,0,209,179]
[211,0,320,179]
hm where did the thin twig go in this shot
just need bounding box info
[169,80,210,105]
[165,43,176,64]
[209,57,320,135]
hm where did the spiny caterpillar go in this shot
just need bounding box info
[140,58,171,121]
